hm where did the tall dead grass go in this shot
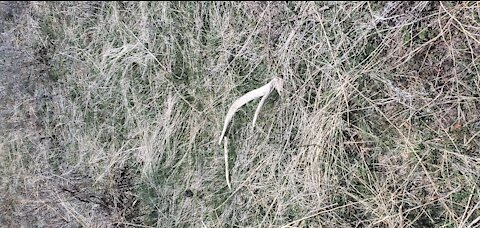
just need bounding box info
[1,1,479,227]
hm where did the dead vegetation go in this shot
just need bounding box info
[1,1,479,227]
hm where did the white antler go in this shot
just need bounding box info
[219,77,284,190]
[219,77,284,144]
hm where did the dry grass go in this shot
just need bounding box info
[1,1,480,227]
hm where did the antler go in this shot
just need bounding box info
[219,77,284,190]
[219,77,284,144]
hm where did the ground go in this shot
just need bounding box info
[1,1,479,227]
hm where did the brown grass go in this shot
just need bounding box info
[1,1,479,227]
